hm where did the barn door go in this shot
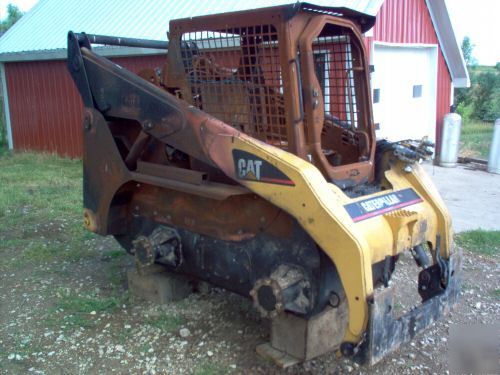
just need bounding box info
[371,44,438,143]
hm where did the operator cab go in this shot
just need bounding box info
[166,4,376,188]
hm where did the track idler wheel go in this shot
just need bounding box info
[250,265,311,318]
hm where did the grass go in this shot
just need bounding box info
[57,293,120,313]
[0,152,133,332]
[100,248,129,288]
[116,328,134,344]
[459,120,494,159]
[492,289,500,299]
[0,151,82,222]
[0,151,97,266]
[104,249,127,260]
[45,291,121,330]
[455,230,500,256]
[108,261,127,288]
[137,342,153,355]
[145,313,183,332]
[18,238,93,264]
[393,301,403,312]
[193,361,228,375]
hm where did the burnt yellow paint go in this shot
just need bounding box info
[221,134,452,344]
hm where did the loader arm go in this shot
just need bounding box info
[68,31,371,342]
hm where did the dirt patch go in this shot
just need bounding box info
[1,153,499,374]
[1,236,498,374]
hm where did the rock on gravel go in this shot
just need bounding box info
[179,328,191,338]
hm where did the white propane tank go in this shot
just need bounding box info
[487,119,500,174]
[439,113,462,167]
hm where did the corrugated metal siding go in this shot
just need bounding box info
[364,0,452,152]
[0,0,383,55]
[7,54,167,157]
[373,0,438,43]
[435,58,451,151]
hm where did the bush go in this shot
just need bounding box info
[454,66,499,122]
[456,102,474,123]
[482,86,500,122]
[473,72,500,121]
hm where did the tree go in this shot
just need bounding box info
[454,37,476,117]
[474,72,500,121]
[0,4,23,147]
[460,36,477,67]
[452,38,498,122]
[483,86,500,121]
[0,4,24,34]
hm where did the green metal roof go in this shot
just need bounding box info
[0,0,383,61]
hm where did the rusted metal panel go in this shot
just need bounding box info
[364,0,452,152]
[136,161,208,185]
[6,54,167,157]
[356,251,461,365]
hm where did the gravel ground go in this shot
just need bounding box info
[0,231,498,374]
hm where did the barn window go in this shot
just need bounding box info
[413,84,423,98]
[373,88,380,103]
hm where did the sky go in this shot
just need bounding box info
[444,0,499,66]
[0,0,499,65]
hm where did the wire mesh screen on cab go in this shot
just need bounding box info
[313,33,360,130]
[180,25,288,149]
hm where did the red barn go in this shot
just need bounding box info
[0,0,468,158]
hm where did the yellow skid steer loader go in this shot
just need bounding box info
[67,3,460,366]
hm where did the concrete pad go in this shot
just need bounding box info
[422,163,500,232]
